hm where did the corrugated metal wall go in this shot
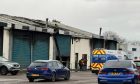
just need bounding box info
[92,38,104,49]
[55,35,71,57]
[105,40,117,50]
[32,32,49,61]
[12,30,50,68]
[12,30,31,68]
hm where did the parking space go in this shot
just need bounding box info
[0,71,98,84]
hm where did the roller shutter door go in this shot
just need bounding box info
[93,39,104,49]
[55,35,71,57]
[12,30,31,68]
[108,41,117,50]
[32,32,49,61]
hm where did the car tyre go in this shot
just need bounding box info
[10,71,19,75]
[91,70,94,73]
[95,71,99,75]
[0,66,8,75]
[28,78,34,82]
[64,71,70,80]
[51,73,56,82]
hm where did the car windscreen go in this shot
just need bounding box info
[134,61,140,66]
[104,61,132,68]
[29,62,47,67]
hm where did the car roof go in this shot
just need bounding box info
[34,60,59,63]
[107,60,133,63]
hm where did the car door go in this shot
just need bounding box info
[52,61,62,78]
[53,61,65,78]
[57,61,67,77]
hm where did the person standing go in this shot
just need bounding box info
[79,59,84,71]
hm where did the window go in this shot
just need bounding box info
[52,61,59,69]
[57,62,64,69]
[47,62,53,68]
[132,48,137,51]
[29,62,47,67]
[104,61,131,68]
[134,61,140,66]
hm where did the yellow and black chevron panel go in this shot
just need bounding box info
[92,49,106,55]
[90,63,104,70]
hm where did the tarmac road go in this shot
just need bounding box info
[0,71,98,84]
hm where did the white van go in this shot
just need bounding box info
[105,50,127,60]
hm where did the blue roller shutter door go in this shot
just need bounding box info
[93,39,104,49]
[0,29,3,56]
[109,41,117,50]
[55,35,71,57]
[12,30,31,69]
[32,33,49,61]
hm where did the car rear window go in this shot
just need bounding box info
[104,61,132,68]
[134,61,140,66]
[29,62,47,67]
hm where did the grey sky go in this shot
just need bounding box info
[0,0,140,41]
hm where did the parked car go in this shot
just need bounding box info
[134,60,140,79]
[26,60,70,82]
[98,60,139,84]
[0,56,20,75]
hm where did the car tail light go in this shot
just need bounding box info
[41,68,48,70]
[124,68,134,74]
[125,71,134,74]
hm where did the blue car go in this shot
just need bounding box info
[98,60,139,84]
[26,60,70,82]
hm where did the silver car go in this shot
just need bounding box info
[0,56,20,75]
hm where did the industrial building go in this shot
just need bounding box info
[0,14,117,69]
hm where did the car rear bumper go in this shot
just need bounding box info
[26,73,52,79]
[98,77,135,84]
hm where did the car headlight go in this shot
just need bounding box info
[7,64,14,67]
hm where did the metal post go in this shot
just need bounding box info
[99,27,102,37]
[46,18,48,28]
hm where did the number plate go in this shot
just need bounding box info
[111,72,120,75]
[32,74,39,76]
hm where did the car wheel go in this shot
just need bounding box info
[51,73,56,82]
[10,71,19,75]
[91,70,94,73]
[28,78,34,82]
[64,72,70,80]
[0,66,8,75]
[95,71,99,75]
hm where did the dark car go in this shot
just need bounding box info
[98,60,139,84]
[26,60,70,82]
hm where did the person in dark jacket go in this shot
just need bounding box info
[79,59,84,71]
